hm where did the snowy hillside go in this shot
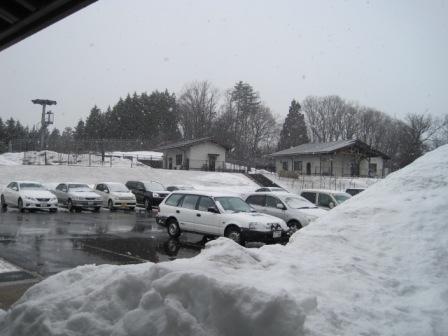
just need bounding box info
[265,171,380,193]
[0,165,258,194]
[0,145,447,335]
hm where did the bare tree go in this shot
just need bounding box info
[178,81,219,139]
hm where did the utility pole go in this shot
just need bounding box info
[32,99,57,151]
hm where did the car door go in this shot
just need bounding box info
[134,182,146,204]
[245,194,266,213]
[95,184,107,206]
[4,182,18,205]
[264,195,288,221]
[55,184,69,205]
[177,194,200,232]
[195,196,221,235]
[317,193,333,209]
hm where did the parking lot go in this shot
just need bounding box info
[0,208,204,279]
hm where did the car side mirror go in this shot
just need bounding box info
[276,203,285,210]
[208,207,219,214]
[105,190,109,193]
[329,202,335,209]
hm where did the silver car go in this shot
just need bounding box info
[246,192,327,230]
[53,182,102,212]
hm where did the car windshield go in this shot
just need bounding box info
[174,186,194,190]
[68,184,91,192]
[333,193,351,203]
[144,182,165,191]
[270,187,285,191]
[108,184,129,192]
[19,183,44,190]
[215,197,252,213]
[283,196,317,209]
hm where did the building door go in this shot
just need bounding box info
[168,157,173,169]
[306,162,311,175]
[208,154,218,171]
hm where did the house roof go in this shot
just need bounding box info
[270,139,390,159]
[0,0,97,52]
[154,137,230,151]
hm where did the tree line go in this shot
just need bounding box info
[1,80,447,170]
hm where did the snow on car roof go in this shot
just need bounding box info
[300,188,351,195]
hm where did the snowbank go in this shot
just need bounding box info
[1,146,447,335]
[0,165,258,194]
[0,258,19,274]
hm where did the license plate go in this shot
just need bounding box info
[122,203,128,207]
[88,202,93,205]
[41,203,46,207]
[273,231,282,238]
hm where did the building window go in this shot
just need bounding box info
[369,163,377,175]
[176,154,182,166]
[293,161,302,172]
[282,161,288,171]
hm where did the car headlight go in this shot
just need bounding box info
[50,197,57,202]
[73,196,82,201]
[25,196,37,201]
[153,193,160,198]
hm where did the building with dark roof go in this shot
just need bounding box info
[154,137,229,171]
[270,139,390,177]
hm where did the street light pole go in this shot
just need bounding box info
[32,99,56,151]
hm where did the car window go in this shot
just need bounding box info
[256,188,267,192]
[284,196,317,209]
[215,197,252,213]
[165,193,184,206]
[301,192,316,203]
[108,184,128,192]
[180,195,199,209]
[95,184,103,191]
[246,195,265,206]
[19,183,44,190]
[318,193,333,207]
[198,196,216,211]
[7,182,16,189]
[333,193,351,204]
[266,196,281,208]
[68,184,90,191]
[144,181,165,191]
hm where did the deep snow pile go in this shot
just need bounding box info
[0,165,258,194]
[1,146,448,335]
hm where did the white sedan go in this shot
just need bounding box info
[1,181,58,212]
[94,182,136,211]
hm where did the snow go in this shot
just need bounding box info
[1,145,448,335]
[0,165,259,195]
[0,258,19,274]
[265,171,380,193]
[107,151,163,160]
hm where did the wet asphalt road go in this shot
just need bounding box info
[0,208,204,278]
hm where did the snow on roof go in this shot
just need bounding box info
[301,188,352,194]
[154,137,230,151]
[270,139,390,159]
[1,145,447,335]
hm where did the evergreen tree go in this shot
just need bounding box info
[74,119,86,140]
[277,99,309,150]
[84,106,105,139]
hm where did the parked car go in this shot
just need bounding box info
[166,185,195,192]
[255,187,287,192]
[125,181,170,211]
[345,188,365,196]
[156,190,290,245]
[94,182,136,211]
[245,192,327,230]
[300,189,352,209]
[52,182,102,212]
[1,181,58,212]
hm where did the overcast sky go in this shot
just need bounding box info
[0,0,447,129]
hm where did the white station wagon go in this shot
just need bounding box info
[156,191,290,245]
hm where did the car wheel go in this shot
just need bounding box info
[18,198,24,213]
[50,208,57,213]
[167,219,181,238]
[67,199,74,212]
[1,195,7,210]
[93,207,101,213]
[225,226,243,245]
[108,200,116,211]
[129,207,135,211]
[287,220,302,231]
[144,199,151,212]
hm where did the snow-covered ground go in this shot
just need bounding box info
[0,258,19,275]
[0,145,447,335]
[0,165,259,195]
[264,172,380,193]
[107,151,163,160]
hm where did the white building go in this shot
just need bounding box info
[155,137,229,171]
[270,139,390,177]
